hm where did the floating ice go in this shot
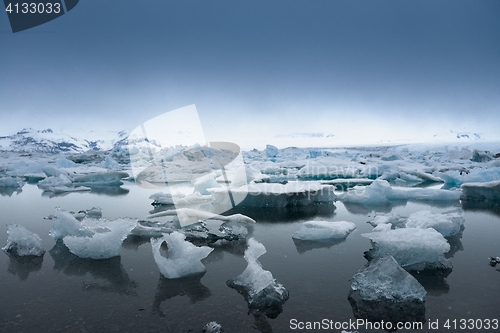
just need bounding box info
[150,231,213,279]
[2,224,45,257]
[147,207,255,228]
[210,182,335,209]
[0,176,25,188]
[350,255,426,302]
[193,173,221,195]
[266,144,278,158]
[100,155,120,170]
[461,181,500,202]
[41,165,65,177]
[227,238,289,318]
[405,210,464,237]
[49,210,94,240]
[202,321,223,333]
[363,228,451,270]
[150,192,174,206]
[368,213,405,228]
[63,218,136,259]
[72,171,129,186]
[292,221,356,241]
[37,174,72,189]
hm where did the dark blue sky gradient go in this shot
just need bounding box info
[1,0,499,146]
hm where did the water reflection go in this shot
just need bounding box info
[222,203,335,222]
[5,253,43,280]
[444,228,465,259]
[292,238,346,254]
[0,186,22,197]
[49,242,138,295]
[348,291,426,332]
[152,273,211,317]
[409,269,451,296]
[461,200,500,217]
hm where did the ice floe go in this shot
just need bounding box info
[363,228,451,270]
[405,210,464,237]
[349,255,426,302]
[461,180,500,202]
[150,231,213,279]
[2,224,45,257]
[227,238,289,318]
[292,221,356,241]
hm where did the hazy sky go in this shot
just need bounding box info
[1,0,499,148]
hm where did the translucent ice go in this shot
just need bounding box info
[0,176,25,188]
[49,210,94,240]
[349,255,426,302]
[2,224,45,257]
[37,174,72,189]
[192,173,221,195]
[363,228,451,270]
[72,171,129,186]
[292,221,356,241]
[227,238,289,317]
[63,218,136,259]
[266,144,278,158]
[150,231,213,279]
[405,210,464,237]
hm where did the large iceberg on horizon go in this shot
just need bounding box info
[292,221,356,241]
[363,228,451,271]
[2,224,45,257]
[150,231,213,279]
[349,255,426,302]
[227,238,289,318]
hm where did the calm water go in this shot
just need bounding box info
[0,183,499,333]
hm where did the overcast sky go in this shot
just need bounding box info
[1,0,499,148]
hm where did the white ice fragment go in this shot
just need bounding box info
[192,173,221,195]
[362,228,451,270]
[349,256,426,302]
[49,210,94,240]
[72,171,129,186]
[340,180,406,205]
[266,144,278,158]
[150,231,213,278]
[368,213,405,228]
[405,210,464,237]
[100,155,120,170]
[0,176,25,188]
[292,221,356,241]
[372,223,392,232]
[147,208,255,228]
[2,224,45,257]
[63,218,136,259]
[37,174,72,189]
[41,165,64,177]
[150,192,174,205]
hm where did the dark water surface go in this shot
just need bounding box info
[1,184,499,333]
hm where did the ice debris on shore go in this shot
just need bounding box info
[150,231,213,279]
[227,238,289,318]
[2,224,45,257]
[292,221,356,241]
[350,255,426,302]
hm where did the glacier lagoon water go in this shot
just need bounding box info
[1,183,499,333]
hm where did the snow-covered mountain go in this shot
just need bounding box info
[0,128,130,154]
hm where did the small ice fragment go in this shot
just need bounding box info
[49,210,94,240]
[292,221,356,241]
[202,321,223,333]
[349,255,426,302]
[2,224,45,257]
[150,231,213,279]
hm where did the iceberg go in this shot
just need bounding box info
[150,231,213,279]
[292,221,356,241]
[62,218,136,259]
[2,224,45,257]
[37,174,72,189]
[350,255,426,302]
[147,207,255,228]
[150,192,175,206]
[227,238,289,318]
[49,210,94,240]
[405,210,464,237]
[72,171,129,186]
[202,321,223,333]
[265,144,278,158]
[363,228,451,270]
[211,182,335,209]
[0,176,25,188]
[368,213,406,228]
[193,173,221,195]
[461,181,500,202]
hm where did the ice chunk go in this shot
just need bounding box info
[100,155,120,170]
[72,171,129,186]
[210,182,335,209]
[131,218,178,237]
[0,176,25,188]
[150,192,174,206]
[202,321,223,333]
[49,210,94,240]
[227,238,289,318]
[372,223,392,232]
[266,144,278,158]
[405,210,464,237]
[461,181,500,202]
[63,218,136,259]
[147,208,255,228]
[340,180,406,205]
[54,157,77,168]
[41,165,64,177]
[368,213,406,228]
[405,187,461,201]
[363,228,451,270]
[350,255,426,302]
[150,231,213,278]
[37,174,72,189]
[471,149,493,162]
[292,221,356,241]
[2,224,45,257]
